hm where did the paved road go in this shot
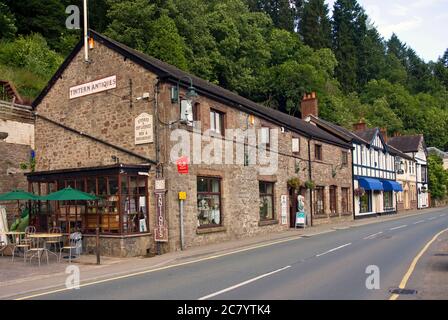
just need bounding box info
[24,208,448,300]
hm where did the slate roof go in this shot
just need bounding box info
[387,135,423,153]
[32,30,352,149]
[353,128,378,144]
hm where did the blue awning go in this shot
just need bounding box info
[358,178,383,191]
[381,180,403,192]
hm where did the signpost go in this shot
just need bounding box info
[280,195,288,225]
[154,191,168,248]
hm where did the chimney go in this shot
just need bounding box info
[353,118,366,131]
[380,127,388,142]
[301,92,318,119]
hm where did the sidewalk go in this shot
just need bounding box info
[0,207,445,299]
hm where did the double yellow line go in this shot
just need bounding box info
[389,227,448,300]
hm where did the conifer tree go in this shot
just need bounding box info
[299,0,331,49]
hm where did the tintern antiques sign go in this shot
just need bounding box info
[135,113,154,145]
[154,191,168,242]
[69,75,117,99]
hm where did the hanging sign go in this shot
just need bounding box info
[154,191,168,242]
[135,113,153,145]
[69,75,116,99]
[280,195,288,225]
[176,156,189,174]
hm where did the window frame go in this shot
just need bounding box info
[210,109,225,135]
[197,176,223,228]
[341,151,348,167]
[315,144,323,161]
[259,181,275,221]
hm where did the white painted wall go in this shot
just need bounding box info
[0,119,34,149]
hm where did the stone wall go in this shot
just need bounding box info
[83,234,152,257]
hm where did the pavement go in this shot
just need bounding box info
[0,206,447,300]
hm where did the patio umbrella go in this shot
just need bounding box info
[0,189,40,201]
[40,187,99,201]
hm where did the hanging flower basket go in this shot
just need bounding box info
[305,180,316,190]
[287,177,302,191]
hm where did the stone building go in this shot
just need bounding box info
[29,30,353,257]
[0,82,35,223]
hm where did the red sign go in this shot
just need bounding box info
[176,156,189,174]
[154,191,168,242]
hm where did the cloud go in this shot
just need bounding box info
[410,0,445,8]
[389,4,409,16]
[379,16,423,35]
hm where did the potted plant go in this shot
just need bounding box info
[305,180,315,190]
[287,177,302,191]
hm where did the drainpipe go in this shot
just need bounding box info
[307,138,313,227]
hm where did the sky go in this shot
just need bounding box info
[325,0,448,62]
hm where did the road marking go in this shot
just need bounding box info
[427,217,437,221]
[316,243,352,257]
[413,220,425,225]
[440,214,446,217]
[390,227,448,300]
[14,235,304,300]
[363,232,383,240]
[198,266,291,300]
[389,225,407,231]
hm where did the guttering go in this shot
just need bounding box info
[35,113,157,165]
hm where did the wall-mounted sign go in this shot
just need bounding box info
[155,179,166,191]
[69,75,116,99]
[155,191,168,242]
[179,192,187,200]
[176,156,189,174]
[135,113,153,145]
[281,195,288,225]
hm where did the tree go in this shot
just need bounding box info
[299,0,331,49]
[428,154,448,200]
[0,2,16,40]
[246,0,300,32]
[332,0,364,93]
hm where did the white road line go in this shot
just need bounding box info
[363,232,383,240]
[315,243,352,257]
[440,214,446,217]
[390,225,407,231]
[428,217,437,221]
[413,220,425,225]
[198,266,291,300]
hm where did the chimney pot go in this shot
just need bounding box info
[353,118,367,131]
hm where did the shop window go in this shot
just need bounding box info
[313,186,325,215]
[360,191,372,213]
[121,176,148,233]
[315,144,322,161]
[341,187,349,214]
[383,191,394,211]
[197,177,222,227]
[259,181,274,220]
[210,109,224,134]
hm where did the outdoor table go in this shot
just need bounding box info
[0,231,25,244]
[28,233,63,262]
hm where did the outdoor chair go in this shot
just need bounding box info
[59,232,82,263]
[45,227,62,253]
[28,237,49,267]
[12,226,35,262]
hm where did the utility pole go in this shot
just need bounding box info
[83,0,89,62]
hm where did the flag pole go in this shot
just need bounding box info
[83,0,89,62]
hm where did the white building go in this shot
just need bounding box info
[388,135,429,209]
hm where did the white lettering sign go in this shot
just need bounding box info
[135,113,153,145]
[281,195,288,225]
[69,75,117,99]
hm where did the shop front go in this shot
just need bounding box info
[26,164,153,257]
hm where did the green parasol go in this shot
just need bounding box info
[0,189,40,201]
[40,187,99,201]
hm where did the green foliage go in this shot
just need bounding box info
[428,155,448,200]
[0,2,16,40]
[299,0,331,49]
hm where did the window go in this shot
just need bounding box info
[292,138,300,153]
[197,177,222,227]
[210,109,224,134]
[260,127,270,146]
[180,99,193,124]
[329,186,337,215]
[259,181,274,220]
[315,144,322,161]
[421,166,427,183]
[313,186,325,215]
[383,191,394,211]
[341,188,349,214]
[359,191,372,213]
[341,151,348,166]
